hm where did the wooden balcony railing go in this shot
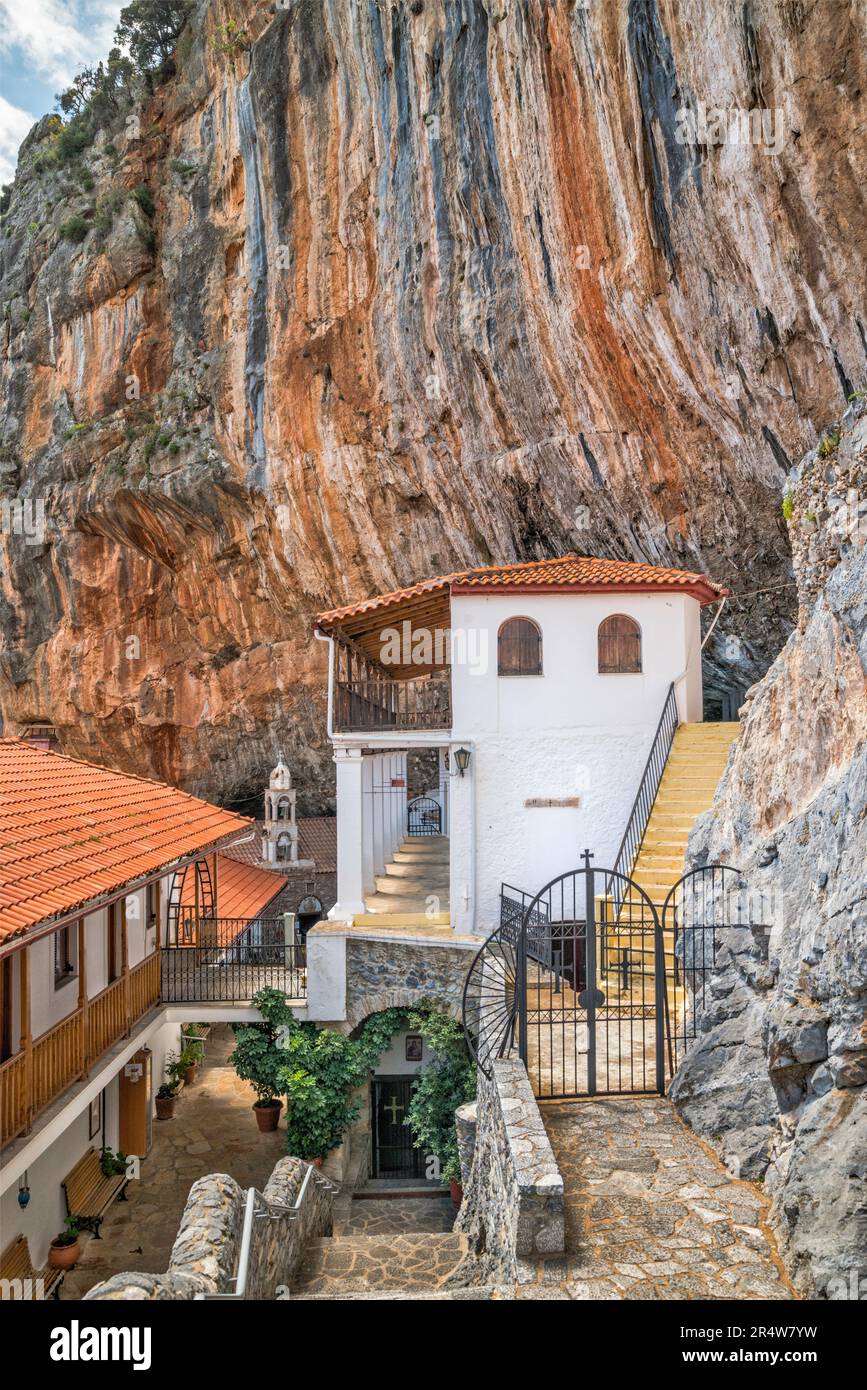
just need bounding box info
[333,675,451,732]
[0,953,161,1151]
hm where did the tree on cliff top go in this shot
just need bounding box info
[115,0,194,75]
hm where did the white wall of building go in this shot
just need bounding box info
[448,591,704,933]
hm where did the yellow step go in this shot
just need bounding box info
[350,912,451,928]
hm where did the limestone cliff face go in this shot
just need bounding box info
[1,0,865,803]
[671,398,866,1297]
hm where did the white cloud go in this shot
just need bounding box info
[0,94,36,185]
[0,1,121,92]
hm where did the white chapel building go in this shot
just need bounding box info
[313,554,731,935]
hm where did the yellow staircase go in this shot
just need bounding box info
[609,721,740,971]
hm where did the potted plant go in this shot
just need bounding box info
[48,1218,81,1269]
[155,1053,182,1118]
[178,1044,199,1086]
[100,1146,128,1178]
[155,1081,179,1119]
[229,1023,285,1132]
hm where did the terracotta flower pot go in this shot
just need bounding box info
[182,1062,198,1085]
[449,1180,463,1207]
[253,1099,283,1132]
[155,1094,177,1120]
[48,1239,81,1270]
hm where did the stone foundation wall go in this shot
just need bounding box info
[344,936,475,1030]
[455,1058,564,1286]
[85,1157,333,1300]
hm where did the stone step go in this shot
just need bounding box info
[351,911,451,928]
[290,1232,467,1296]
[374,873,450,895]
[384,859,449,879]
[392,847,450,864]
[363,892,450,913]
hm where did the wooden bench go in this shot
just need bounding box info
[62,1148,127,1239]
[0,1233,64,1300]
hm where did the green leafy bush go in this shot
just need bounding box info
[59,214,90,243]
[132,183,155,217]
[404,1010,476,1185]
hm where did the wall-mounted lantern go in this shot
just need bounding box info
[453,747,471,777]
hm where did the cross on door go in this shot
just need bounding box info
[382,1094,404,1125]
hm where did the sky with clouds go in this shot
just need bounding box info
[0,0,124,184]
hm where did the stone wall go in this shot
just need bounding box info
[344,935,475,1030]
[85,1157,333,1301]
[670,398,867,1298]
[455,1058,564,1287]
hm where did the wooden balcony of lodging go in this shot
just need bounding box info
[0,929,161,1152]
[331,634,452,734]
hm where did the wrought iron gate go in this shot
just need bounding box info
[407,795,442,836]
[464,853,666,1099]
[661,864,774,1075]
[371,1076,426,1178]
[463,856,773,1101]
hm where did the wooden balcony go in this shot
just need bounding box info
[333,675,451,733]
[0,953,160,1151]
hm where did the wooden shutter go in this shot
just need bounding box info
[598,615,642,673]
[498,618,542,675]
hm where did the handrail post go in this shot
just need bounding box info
[78,916,89,1076]
[20,944,32,1134]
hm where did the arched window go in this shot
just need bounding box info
[598,614,642,673]
[276,834,292,863]
[277,797,291,821]
[497,617,543,676]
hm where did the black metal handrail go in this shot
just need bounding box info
[161,942,306,1002]
[605,682,679,919]
[500,884,551,965]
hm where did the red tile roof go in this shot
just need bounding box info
[0,740,252,943]
[180,854,286,922]
[314,553,727,630]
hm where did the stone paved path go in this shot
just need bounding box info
[346,1196,457,1235]
[291,1229,466,1295]
[61,1026,284,1299]
[518,1098,794,1300]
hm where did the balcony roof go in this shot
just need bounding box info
[314,553,728,669]
[0,740,252,943]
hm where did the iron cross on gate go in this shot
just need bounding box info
[382,1094,404,1125]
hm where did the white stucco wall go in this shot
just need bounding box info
[448,591,704,933]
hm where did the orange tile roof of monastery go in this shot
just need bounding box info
[0,740,252,943]
[314,553,728,630]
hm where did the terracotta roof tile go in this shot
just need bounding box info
[314,553,728,630]
[179,854,286,923]
[0,741,252,943]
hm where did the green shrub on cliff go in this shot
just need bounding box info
[59,215,90,244]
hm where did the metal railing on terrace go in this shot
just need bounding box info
[161,929,306,1004]
[333,675,451,732]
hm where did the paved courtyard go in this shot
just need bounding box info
[62,1025,284,1299]
[521,1098,795,1299]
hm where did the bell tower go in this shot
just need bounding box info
[262,754,299,865]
